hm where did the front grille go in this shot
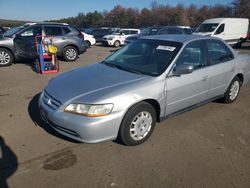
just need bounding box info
[42,90,61,110]
[48,120,80,138]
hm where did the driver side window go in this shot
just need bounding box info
[176,40,206,70]
[20,26,42,37]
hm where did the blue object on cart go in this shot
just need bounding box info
[38,44,45,72]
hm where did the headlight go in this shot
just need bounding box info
[64,103,113,117]
[108,37,114,40]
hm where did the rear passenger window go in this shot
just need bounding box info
[122,30,130,35]
[62,27,71,34]
[158,28,168,35]
[130,30,139,34]
[168,28,182,34]
[44,26,63,36]
[206,40,233,65]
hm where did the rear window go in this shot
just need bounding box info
[62,27,71,34]
[44,26,63,36]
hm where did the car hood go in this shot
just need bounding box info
[45,63,148,104]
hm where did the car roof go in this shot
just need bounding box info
[140,34,211,43]
[25,22,69,26]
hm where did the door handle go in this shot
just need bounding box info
[202,75,208,81]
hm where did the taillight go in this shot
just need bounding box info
[78,32,84,40]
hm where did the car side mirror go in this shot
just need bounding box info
[15,33,22,39]
[173,64,194,75]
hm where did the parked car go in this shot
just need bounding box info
[39,35,250,146]
[125,26,162,45]
[0,22,87,67]
[0,27,6,35]
[102,29,140,47]
[194,18,249,47]
[86,28,114,43]
[81,31,96,47]
[125,26,191,45]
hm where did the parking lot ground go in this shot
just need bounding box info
[0,44,250,188]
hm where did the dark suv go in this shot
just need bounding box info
[0,22,87,67]
[125,26,192,44]
[86,28,115,42]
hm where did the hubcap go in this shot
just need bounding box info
[229,81,240,100]
[66,49,77,60]
[0,51,11,65]
[130,111,152,141]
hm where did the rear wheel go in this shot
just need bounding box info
[223,77,241,103]
[85,40,91,48]
[63,46,78,61]
[0,48,13,67]
[117,102,156,146]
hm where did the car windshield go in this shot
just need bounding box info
[141,28,160,35]
[3,25,28,37]
[103,39,182,76]
[195,23,219,33]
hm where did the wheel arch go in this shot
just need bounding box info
[0,46,15,61]
[235,73,244,86]
[142,99,161,122]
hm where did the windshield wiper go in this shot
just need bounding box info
[102,61,142,75]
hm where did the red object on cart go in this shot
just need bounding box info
[35,36,59,74]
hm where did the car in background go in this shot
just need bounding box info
[125,26,191,45]
[125,26,162,45]
[247,27,250,40]
[102,29,140,47]
[81,31,96,47]
[39,35,250,145]
[194,18,249,47]
[86,28,115,43]
[0,27,6,35]
[0,22,87,67]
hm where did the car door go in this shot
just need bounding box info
[14,25,42,59]
[165,40,210,115]
[204,39,235,98]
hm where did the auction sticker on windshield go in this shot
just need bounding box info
[156,45,176,51]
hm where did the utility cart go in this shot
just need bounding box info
[35,36,59,74]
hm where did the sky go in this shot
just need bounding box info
[0,0,232,21]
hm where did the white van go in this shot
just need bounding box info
[194,18,249,47]
[102,29,140,47]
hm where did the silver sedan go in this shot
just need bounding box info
[39,35,250,146]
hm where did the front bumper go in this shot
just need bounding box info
[38,93,124,143]
[102,39,114,46]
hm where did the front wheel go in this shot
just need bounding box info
[114,40,120,48]
[223,77,241,103]
[62,46,78,61]
[0,48,14,67]
[117,102,156,146]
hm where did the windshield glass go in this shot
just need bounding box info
[195,23,219,33]
[141,28,160,35]
[103,39,182,76]
[3,25,28,37]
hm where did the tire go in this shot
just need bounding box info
[114,40,120,48]
[62,46,78,62]
[223,77,241,103]
[0,48,14,67]
[85,40,91,48]
[117,102,156,146]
